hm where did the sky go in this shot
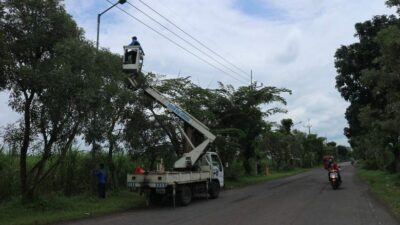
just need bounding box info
[0,0,396,146]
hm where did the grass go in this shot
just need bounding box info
[357,167,400,218]
[0,167,313,225]
[0,191,146,225]
[224,167,311,190]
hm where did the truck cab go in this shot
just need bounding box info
[196,152,224,188]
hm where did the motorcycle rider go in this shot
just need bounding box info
[327,158,342,183]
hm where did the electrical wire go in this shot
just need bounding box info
[136,0,251,78]
[125,1,250,82]
[106,0,249,85]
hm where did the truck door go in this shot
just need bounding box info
[210,154,224,188]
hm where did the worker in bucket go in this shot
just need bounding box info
[129,36,144,55]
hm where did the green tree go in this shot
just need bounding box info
[303,134,326,166]
[334,4,400,171]
[211,83,290,173]
[335,15,399,143]
[387,0,400,13]
[357,24,400,171]
[1,0,83,201]
[280,119,293,135]
[80,49,131,190]
[337,145,349,160]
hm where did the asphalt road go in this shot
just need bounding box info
[60,163,399,225]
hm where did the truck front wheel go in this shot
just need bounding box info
[209,180,220,199]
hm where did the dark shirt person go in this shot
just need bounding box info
[96,163,107,198]
[129,36,144,54]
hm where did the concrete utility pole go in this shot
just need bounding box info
[304,119,312,135]
[97,0,127,50]
[250,69,253,86]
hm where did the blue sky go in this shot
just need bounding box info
[1,0,397,146]
[234,0,285,19]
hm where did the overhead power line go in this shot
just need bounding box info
[106,0,248,85]
[136,0,251,78]
[125,1,250,82]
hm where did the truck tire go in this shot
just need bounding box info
[178,185,192,206]
[209,180,220,199]
[149,191,163,206]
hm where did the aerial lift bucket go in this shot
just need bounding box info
[123,45,145,88]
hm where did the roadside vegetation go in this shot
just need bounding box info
[0,191,145,225]
[334,1,400,172]
[357,166,400,218]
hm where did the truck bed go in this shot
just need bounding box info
[127,171,211,189]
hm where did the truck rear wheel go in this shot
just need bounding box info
[178,185,192,206]
[209,180,220,199]
[149,191,163,206]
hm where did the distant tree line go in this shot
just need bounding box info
[335,1,400,171]
[0,0,348,203]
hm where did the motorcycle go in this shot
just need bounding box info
[328,169,341,190]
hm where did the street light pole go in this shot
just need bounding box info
[96,0,127,50]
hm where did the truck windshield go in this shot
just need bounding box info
[211,154,222,171]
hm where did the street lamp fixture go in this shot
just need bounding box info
[96,0,127,50]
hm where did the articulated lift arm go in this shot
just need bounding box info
[127,77,216,169]
[123,44,216,169]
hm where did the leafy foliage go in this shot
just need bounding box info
[335,5,400,171]
[386,0,400,13]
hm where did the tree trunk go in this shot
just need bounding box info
[108,141,116,190]
[394,145,400,173]
[26,119,80,198]
[20,92,34,203]
[106,111,122,190]
[149,108,181,154]
[64,150,74,196]
[91,142,100,194]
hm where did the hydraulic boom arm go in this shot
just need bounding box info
[128,77,216,169]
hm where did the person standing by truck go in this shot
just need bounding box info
[96,163,107,198]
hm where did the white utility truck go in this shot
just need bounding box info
[123,44,224,206]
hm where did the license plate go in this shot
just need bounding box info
[330,173,338,178]
[156,188,166,194]
[127,182,138,187]
[155,183,167,188]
